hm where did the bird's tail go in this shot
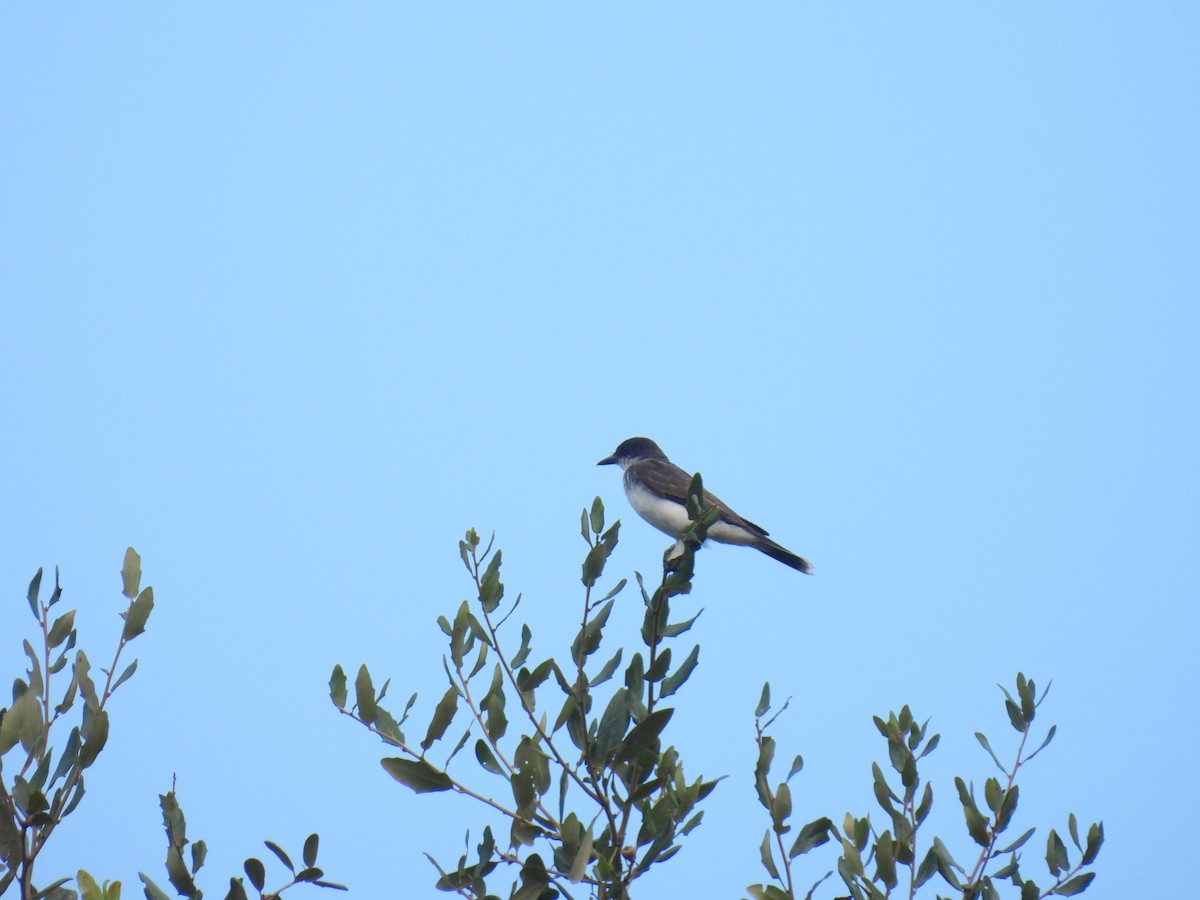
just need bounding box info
[753,537,813,574]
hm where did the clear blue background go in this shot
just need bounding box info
[2,4,1196,898]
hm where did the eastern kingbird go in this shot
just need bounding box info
[598,437,812,574]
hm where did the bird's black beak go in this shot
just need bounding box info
[597,454,617,466]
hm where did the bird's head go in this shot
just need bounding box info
[598,437,668,469]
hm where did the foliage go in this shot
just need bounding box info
[0,549,152,899]
[1,491,1104,900]
[139,791,347,900]
[0,551,345,900]
[747,675,1104,900]
[337,480,1104,900]
[332,478,723,899]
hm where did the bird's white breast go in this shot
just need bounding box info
[624,474,692,538]
[624,470,758,546]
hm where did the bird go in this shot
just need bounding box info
[598,437,812,573]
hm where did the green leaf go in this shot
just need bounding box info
[645,646,672,682]
[476,824,496,877]
[69,867,100,900]
[329,665,348,708]
[459,531,475,571]
[0,689,40,755]
[159,790,187,846]
[932,836,963,888]
[121,586,154,641]
[303,833,319,868]
[70,652,93,711]
[515,736,551,795]
[623,652,646,693]
[48,567,64,609]
[572,599,615,662]
[1018,673,1036,722]
[475,739,505,776]
[680,809,704,836]
[999,826,1036,854]
[166,845,197,896]
[121,548,142,599]
[873,762,898,812]
[984,776,1002,813]
[915,781,934,825]
[788,817,832,857]
[787,754,804,781]
[568,824,593,884]
[1053,872,1095,896]
[479,549,504,612]
[747,885,793,900]
[1005,698,1026,732]
[510,765,539,815]
[22,644,42,704]
[1082,821,1104,865]
[918,731,940,758]
[511,624,533,669]
[245,857,266,892]
[1046,828,1069,876]
[581,542,608,588]
[192,838,207,873]
[600,520,620,551]
[875,830,897,889]
[512,853,552,900]
[755,735,776,809]
[1026,724,1057,762]
[265,839,294,872]
[449,601,471,668]
[484,687,508,743]
[50,726,82,786]
[997,784,1019,831]
[373,707,405,744]
[759,830,780,879]
[660,645,699,698]
[589,496,605,535]
[420,685,460,751]
[510,817,541,848]
[138,875,172,900]
[914,847,938,888]
[63,777,86,816]
[590,648,623,687]
[110,659,139,693]
[612,707,673,763]
[78,706,108,767]
[27,567,44,616]
[447,725,472,766]
[955,777,991,847]
[354,665,378,725]
[381,757,454,793]
[756,683,771,717]
[594,689,631,760]
[467,640,489,679]
[295,866,324,883]
[772,781,792,833]
[662,608,703,637]
[598,578,628,604]
[993,858,1019,879]
[48,610,76,649]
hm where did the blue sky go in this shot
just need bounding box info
[2,4,1196,899]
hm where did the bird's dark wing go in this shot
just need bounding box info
[632,459,770,537]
